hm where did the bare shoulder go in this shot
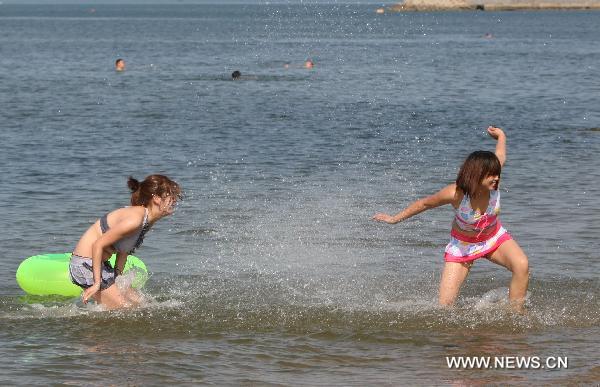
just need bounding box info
[423,183,458,208]
[125,206,146,221]
[441,183,457,196]
[112,206,145,228]
[437,183,463,209]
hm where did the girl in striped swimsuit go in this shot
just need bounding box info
[373,127,529,311]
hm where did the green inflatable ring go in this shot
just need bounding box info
[16,253,148,297]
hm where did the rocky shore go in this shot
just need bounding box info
[389,0,600,11]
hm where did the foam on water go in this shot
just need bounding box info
[2,274,596,335]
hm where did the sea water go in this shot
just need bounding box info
[0,4,598,384]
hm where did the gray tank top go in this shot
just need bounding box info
[100,207,150,254]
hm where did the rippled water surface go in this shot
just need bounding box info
[1,4,599,384]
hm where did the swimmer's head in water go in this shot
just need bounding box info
[232,70,241,79]
[115,58,125,72]
[304,60,314,69]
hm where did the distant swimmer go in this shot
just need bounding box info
[115,58,126,72]
[484,32,494,39]
[373,127,529,313]
[231,71,258,80]
[283,61,314,69]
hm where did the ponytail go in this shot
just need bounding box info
[128,176,142,205]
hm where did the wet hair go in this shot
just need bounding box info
[127,175,182,207]
[231,70,241,79]
[455,151,501,198]
[115,58,124,66]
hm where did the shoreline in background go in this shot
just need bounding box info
[388,0,600,11]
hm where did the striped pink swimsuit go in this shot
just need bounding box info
[444,189,512,263]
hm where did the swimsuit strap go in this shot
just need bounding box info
[456,192,471,215]
[130,207,150,254]
[100,213,110,233]
[492,189,500,210]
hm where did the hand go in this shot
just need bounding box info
[372,213,397,224]
[82,283,100,304]
[487,126,505,140]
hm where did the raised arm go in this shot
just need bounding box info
[372,184,457,224]
[487,126,506,167]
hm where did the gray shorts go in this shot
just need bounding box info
[69,254,116,290]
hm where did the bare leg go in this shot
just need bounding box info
[121,287,142,306]
[439,261,473,306]
[92,284,128,310]
[486,239,530,312]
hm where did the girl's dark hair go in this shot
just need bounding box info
[456,151,501,198]
[127,175,182,206]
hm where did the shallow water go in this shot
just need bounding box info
[1,4,599,384]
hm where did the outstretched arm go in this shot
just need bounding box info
[372,184,457,224]
[487,126,506,167]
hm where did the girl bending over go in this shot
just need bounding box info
[69,175,181,309]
